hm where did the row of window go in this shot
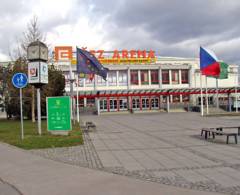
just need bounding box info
[64,69,189,87]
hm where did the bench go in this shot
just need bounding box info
[86,121,96,131]
[201,128,238,144]
[215,126,240,136]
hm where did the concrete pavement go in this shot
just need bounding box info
[0,142,221,195]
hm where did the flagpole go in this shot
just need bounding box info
[76,74,80,123]
[69,61,76,124]
[216,78,219,110]
[200,73,204,116]
[235,71,238,113]
[205,76,209,114]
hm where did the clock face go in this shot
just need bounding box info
[40,47,48,61]
[28,45,39,60]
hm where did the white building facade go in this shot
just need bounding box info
[52,46,239,114]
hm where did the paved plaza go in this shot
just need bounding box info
[32,113,240,195]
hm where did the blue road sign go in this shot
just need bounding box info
[12,73,28,89]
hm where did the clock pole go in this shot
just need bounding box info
[27,40,48,135]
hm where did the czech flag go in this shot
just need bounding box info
[200,47,220,77]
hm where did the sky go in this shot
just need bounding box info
[0,0,240,64]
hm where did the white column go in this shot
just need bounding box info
[167,96,170,113]
[169,70,172,85]
[179,70,182,84]
[159,67,162,89]
[116,70,119,86]
[138,70,141,86]
[127,67,130,90]
[180,94,183,103]
[148,70,151,86]
[83,78,86,88]
[94,75,97,90]
[96,98,100,115]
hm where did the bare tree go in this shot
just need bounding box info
[20,16,46,122]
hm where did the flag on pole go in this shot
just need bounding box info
[200,47,220,77]
[76,47,109,80]
[218,62,229,79]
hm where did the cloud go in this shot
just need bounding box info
[0,0,240,64]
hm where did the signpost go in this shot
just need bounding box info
[12,73,28,140]
[47,96,71,135]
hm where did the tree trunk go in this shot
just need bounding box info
[31,86,36,122]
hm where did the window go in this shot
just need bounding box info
[171,70,179,84]
[181,70,189,84]
[108,71,117,86]
[131,70,138,85]
[85,77,94,87]
[75,78,84,87]
[182,95,190,102]
[151,70,159,84]
[141,70,149,85]
[118,70,127,86]
[87,98,95,107]
[172,95,180,102]
[162,70,169,84]
[97,75,106,86]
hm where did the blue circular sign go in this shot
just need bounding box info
[12,73,28,89]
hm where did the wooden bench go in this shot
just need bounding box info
[215,126,240,135]
[201,128,238,144]
[86,121,96,131]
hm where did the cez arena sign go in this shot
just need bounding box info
[54,46,156,64]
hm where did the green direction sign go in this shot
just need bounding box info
[47,96,71,131]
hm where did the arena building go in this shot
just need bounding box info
[52,46,239,114]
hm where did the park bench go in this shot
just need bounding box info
[201,128,238,144]
[215,126,240,136]
[86,121,96,131]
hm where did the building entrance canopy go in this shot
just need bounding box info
[75,87,240,99]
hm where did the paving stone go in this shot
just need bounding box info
[32,113,240,195]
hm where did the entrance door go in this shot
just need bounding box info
[132,98,140,110]
[100,99,107,111]
[142,97,150,110]
[119,98,128,110]
[151,97,159,109]
[110,99,118,111]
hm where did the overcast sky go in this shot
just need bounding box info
[0,0,239,64]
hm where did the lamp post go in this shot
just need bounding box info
[27,40,48,135]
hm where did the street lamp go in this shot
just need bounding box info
[27,40,48,135]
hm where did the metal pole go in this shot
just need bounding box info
[69,63,75,122]
[235,72,238,113]
[20,88,24,140]
[37,88,41,135]
[205,76,209,114]
[216,78,219,109]
[200,74,204,116]
[76,75,80,123]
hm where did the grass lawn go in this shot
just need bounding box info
[0,119,83,150]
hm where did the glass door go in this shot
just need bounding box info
[100,99,107,111]
[151,97,159,109]
[142,97,150,110]
[132,98,140,110]
[110,99,118,111]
